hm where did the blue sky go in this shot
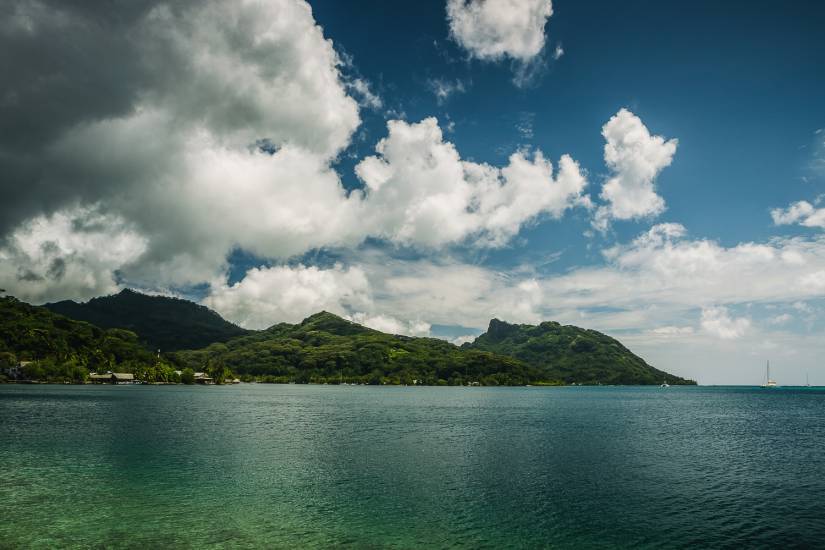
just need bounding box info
[313,0,825,242]
[1,0,824,384]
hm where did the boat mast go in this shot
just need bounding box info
[766,360,770,384]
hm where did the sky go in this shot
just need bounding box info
[1,0,824,384]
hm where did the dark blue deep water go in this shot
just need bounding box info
[1,385,824,548]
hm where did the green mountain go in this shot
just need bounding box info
[465,318,695,385]
[173,311,537,385]
[45,289,248,352]
[3,292,694,386]
[0,295,165,382]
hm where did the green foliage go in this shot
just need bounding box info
[2,294,692,386]
[130,361,182,384]
[180,368,196,385]
[466,319,696,385]
[0,296,161,382]
[173,312,537,386]
[0,351,16,369]
[45,289,248,352]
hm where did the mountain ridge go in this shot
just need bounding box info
[45,289,248,352]
[466,317,695,385]
[3,290,696,385]
[172,310,537,385]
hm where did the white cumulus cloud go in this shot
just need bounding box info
[594,109,678,231]
[447,0,553,62]
[204,264,373,330]
[0,206,147,303]
[356,117,589,247]
[203,263,432,336]
[771,200,825,229]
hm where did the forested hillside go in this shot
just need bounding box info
[173,312,537,385]
[46,289,248,352]
[0,296,173,382]
[3,292,693,386]
[466,319,695,385]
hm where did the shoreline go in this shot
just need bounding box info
[0,380,723,388]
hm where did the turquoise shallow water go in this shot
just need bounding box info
[1,385,824,549]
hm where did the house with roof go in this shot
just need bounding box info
[194,372,214,385]
[173,370,215,384]
[88,372,137,384]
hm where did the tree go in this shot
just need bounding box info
[0,352,16,369]
[180,368,195,385]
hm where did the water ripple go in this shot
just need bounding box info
[1,385,824,548]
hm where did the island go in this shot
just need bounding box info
[1,291,695,386]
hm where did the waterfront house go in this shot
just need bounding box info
[172,370,215,384]
[89,372,137,384]
[113,373,136,384]
[173,370,215,384]
[194,372,214,385]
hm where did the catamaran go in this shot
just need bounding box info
[761,360,777,388]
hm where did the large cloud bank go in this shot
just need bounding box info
[202,223,825,343]
[1,0,362,297]
[0,0,588,303]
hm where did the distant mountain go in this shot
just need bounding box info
[465,318,695,385]
[45,289,248,352]
[0,296,157,381]
[173,311,536,385]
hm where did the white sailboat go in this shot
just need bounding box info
[806,373,811,388]
[660,380,670,388]
[760,360,777,388]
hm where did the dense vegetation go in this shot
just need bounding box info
[173,312,539,386]
[3,290,693,385]
[0,296,180,383]
[466,319,696,385]
[45,289,248,352]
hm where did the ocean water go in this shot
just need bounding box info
[1,385,823,549]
